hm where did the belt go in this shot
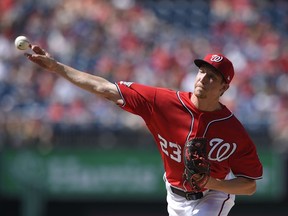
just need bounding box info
[170,186,203,200]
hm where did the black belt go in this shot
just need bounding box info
[170,186,203,200]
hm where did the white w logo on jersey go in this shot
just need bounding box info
[208,138,236,162]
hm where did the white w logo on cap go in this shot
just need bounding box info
[210,55,223,62]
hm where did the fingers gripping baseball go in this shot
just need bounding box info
[25,45,58,71]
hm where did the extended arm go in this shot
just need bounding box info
[25,45,123,105]
[205,176,256,195]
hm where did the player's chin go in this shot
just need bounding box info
[194,89,207,99]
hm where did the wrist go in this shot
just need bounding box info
[205,176,221,190]
[51,61,63,73]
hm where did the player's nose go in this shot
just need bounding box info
[199,73,209,84]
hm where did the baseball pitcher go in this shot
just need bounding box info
[25,45,263,216]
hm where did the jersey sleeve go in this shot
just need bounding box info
[115,81,157,122]
[230,135,263,180]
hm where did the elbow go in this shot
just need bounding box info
[246,181,257,196]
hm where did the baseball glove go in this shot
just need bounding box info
[183,137,210,192]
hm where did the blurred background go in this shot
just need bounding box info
[0,0,288,215]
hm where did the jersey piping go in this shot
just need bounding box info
[202,113,234,137]
[176,91,194,143]
[115,82,126,107]
[235,174,262,180]
[177,91,234,138]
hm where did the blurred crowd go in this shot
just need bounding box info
[0,0,287,151]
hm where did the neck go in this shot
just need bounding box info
[191,94,222,112]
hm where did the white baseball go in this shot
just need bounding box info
[14,36,30,50]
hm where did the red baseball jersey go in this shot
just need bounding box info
[116,82,263,191]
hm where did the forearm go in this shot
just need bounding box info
[26,45,122,103]
[54,62,114,97]
[205,176,256,195]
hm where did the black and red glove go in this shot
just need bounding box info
[183,137,210,192]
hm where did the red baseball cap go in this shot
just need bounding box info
[194,54,235,84]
